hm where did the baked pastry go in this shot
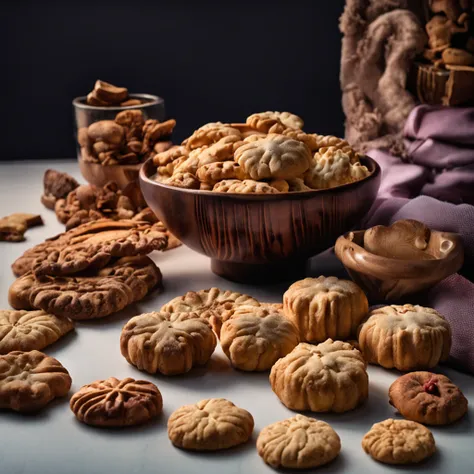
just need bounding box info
[257,415,341,469]
[185,124,241,150]
[70,377,162,427]
[283,276,368,342]
[246,111,304,133]
[389,371,468,425]
[168,398,254,450]
[161,288,260,336]
[362,419,436,464]
[0,350,71,412]
[0,309,74,354]
[212,179,280,194]
[220,305,299,371]
[120,312,216,375]
[358,304,452,371]
[0,213,43,242]
[196,161,246,185]
[270,339,368,412]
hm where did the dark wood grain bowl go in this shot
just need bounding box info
[140,156,381,283]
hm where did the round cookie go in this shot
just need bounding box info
[270,339,368,412]
[168,398,254,450]
[219,305,300,371]
[358,304,452,371]
[257,415,341,469]
[70,377,162,427]
[283,276,368,343]
[0,309,74,354]
[246,111,304,133]
[389,371,468,425]
[362,419,436,465]
[120,312,217,375]
[0,350,71,412]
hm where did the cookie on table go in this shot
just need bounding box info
[283,276,368,343]
[270,339,368,412]
[168,398,254,450]
[246,111,304,133]
[0,309,74,354]
[0,350,71,412]
[0,213,43,242]
[120,312,217,375]
[220,305,299,371]
[161,288,260,336]
[70,377,162,427]
[362,419,436,465]
[389,371,468,425]
[357,304,451,371]
[257,415,341,469]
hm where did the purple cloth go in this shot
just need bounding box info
[363,105,474,374]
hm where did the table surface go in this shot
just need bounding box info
[0,159,473,474]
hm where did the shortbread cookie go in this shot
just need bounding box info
[283,276,368,342]
[269,179,290,193]
[153,145,189,167]
[389,372,468,425]
[196,161,246,185]
[168,398,254,450]
[120,312,216,375]
[0,310,74,354]
[212,179,280,194]
[0,350,71,412]
[220,305,299,371]
[246,111,304,133]
[186,124,240,150]
[0,213,43,242]
[257,415,341,469]
[161,288,261,336]
[70,377,163,427]
[235,135,312,180]
[287,178,312,192]
[163,172,200,189]
[362,419,436,464]
[312,135,349,150]
[270,339,368,412]
[316,144,360,164]
[282,129,320,151]
[358,305,452,371]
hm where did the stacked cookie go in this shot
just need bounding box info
[152,111,370,193]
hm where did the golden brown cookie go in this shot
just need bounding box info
[357,305,452,371]
[316,144,361,164]
[186,124,241,150]
[220,305,299,371]
[0,213,43,242]
[257,415,341,469]
[212,179,280,194]
[281,129,320,151]
[168,398,254,450]
[270,339,368,412]
[312,134,349,150]
[120,312,216,375]
[161,288,261,336]
[0,310,74,354]
[389,371,468,425]
[246,111,304,133]
[163,172,200,189]
[0,350,71,412]
[70,377,163,427]
[196,161,246,185]
[362,419,436,464]
[268,179,290,193]
[283,276,368,342]
[287,178,312,192]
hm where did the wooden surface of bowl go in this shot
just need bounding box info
[140,156,381,283]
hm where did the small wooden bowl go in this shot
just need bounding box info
[140,156,381,283]
[335,224,464,302]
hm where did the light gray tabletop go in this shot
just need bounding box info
[0,159,473,474]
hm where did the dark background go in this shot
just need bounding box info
[1,0,346,160]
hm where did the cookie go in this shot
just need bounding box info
[153,145,189,167]
[389,371,468,425]
[168,398,254,450]
[270,339,368,412]
[120,312,216,375]
[316,144,361,164]
[163,172,200,189]
[186,124,241,150]
[196,161,246,185]
[281,129,320,151]
[70,377,163,427]
[283,276,368,342]
[357,304,452,371]
[41,169,79,210]
[212,179,280,194]
[362,419,436,464]
[246,111,304,133]
[0,350,71,412]
[235,135,312,180]
[0,310,74,354]
[161,288,260,336]
[220,305,299,371]
[257,415,341,468]
[0,213,44,242]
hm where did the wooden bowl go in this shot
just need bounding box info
[140,156,381,283]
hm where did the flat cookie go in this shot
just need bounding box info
[220,305,299,371]
[0,309,74,354]
[70,377,163,427]
[196,161,246,185]
[162,172,200,189]
[168,398,254,450]
[212,179,280,194]
[185,124,241,150]
[389,371,468,425]
[362,419,436,464]
[257,415,341,469]
[0,213,44,242]
[0,350,71,412]
[120,312,216,375]
[270,339,368,412]
[246,111,304,133]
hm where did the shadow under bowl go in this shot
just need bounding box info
[139,156,381,283]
